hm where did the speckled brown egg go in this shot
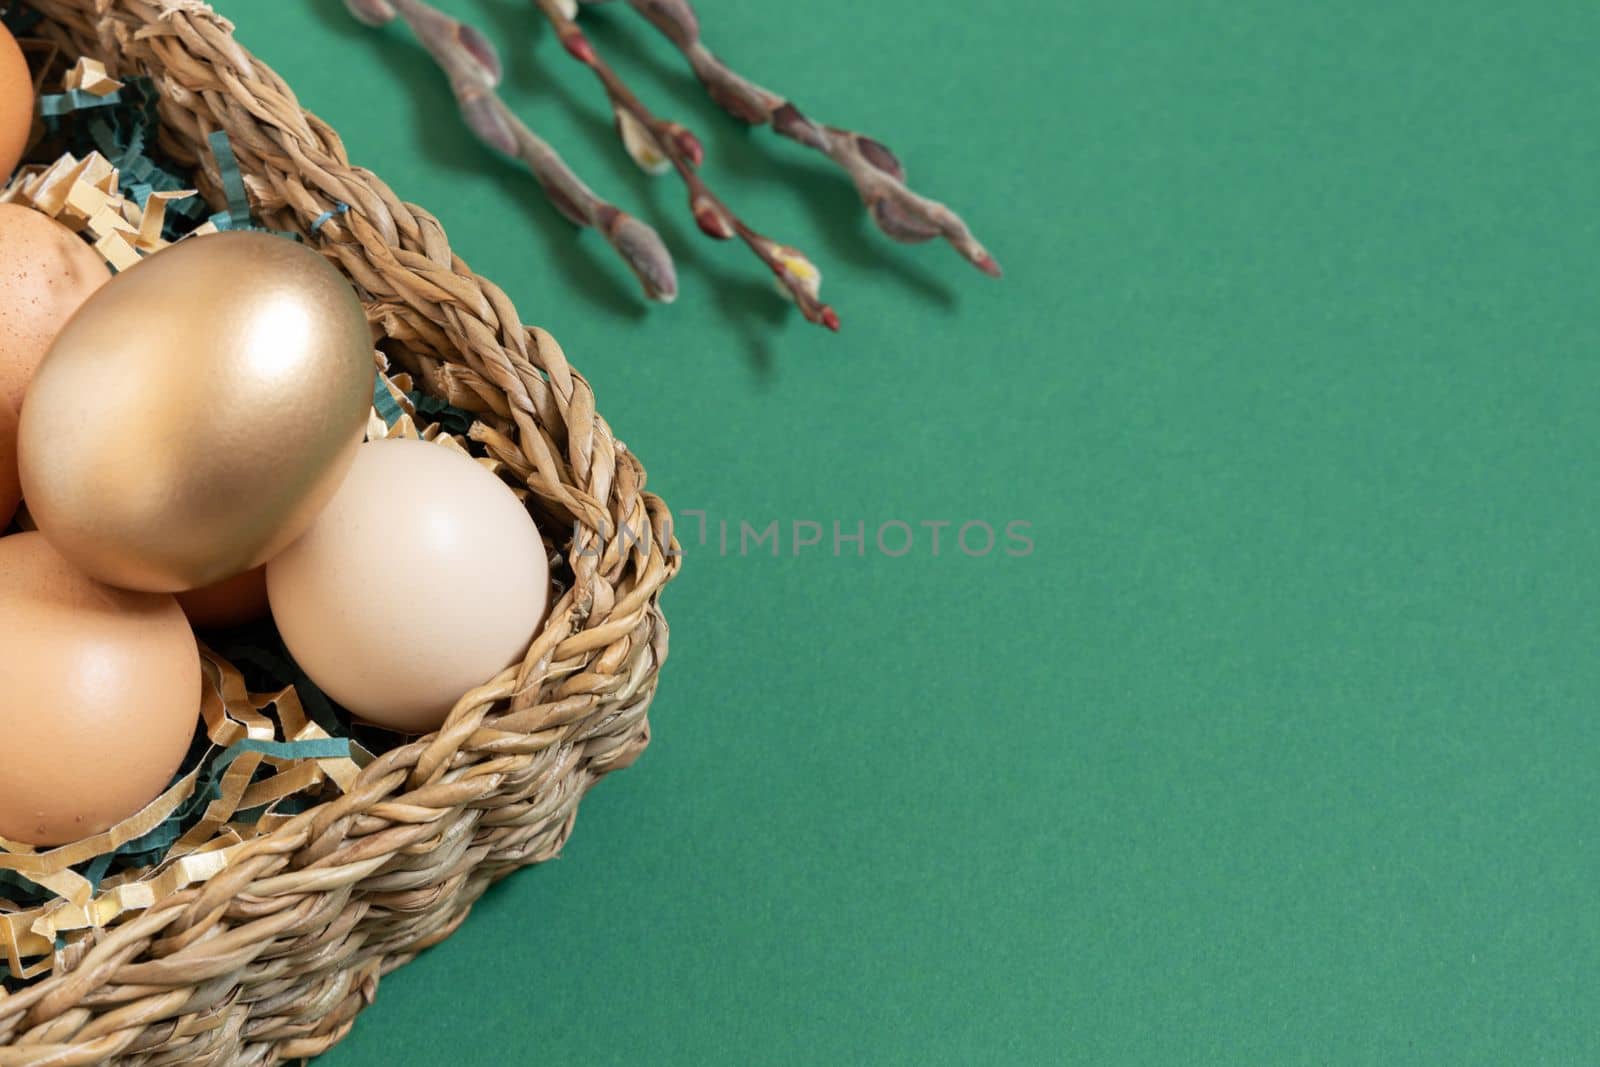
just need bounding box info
[0,394,18,529]
[0,532,201,847]
[0,23,30,180]
[0,205,111,412]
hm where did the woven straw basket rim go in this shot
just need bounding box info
[1,0,679,1061]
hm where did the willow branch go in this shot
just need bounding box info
[347,0,678,303]
[533,0,839,331]
[594,0,999,277]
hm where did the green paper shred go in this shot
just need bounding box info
[32,75,212,245]
[80,852,115,893]
[408,391,479,437]
[374,373,405,427]
[0,870,46,902]
[213,737,354,773]
[205,129,255,232]
[36,88,124,117]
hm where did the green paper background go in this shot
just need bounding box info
[216,1,1598,1062]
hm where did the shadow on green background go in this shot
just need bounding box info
[219,1,1599,1062]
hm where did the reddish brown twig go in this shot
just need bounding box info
[592,0,1000,277]
[348,0,678,302]
[532,0,839,331]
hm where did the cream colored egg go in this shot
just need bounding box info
[0,533,201,847]
[267,438,551,733]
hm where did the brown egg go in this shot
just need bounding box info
[0,394,18,529]
[0,24,30,180]
[0,532,200,847]
[0,205,111,412]
[177,566,270,629]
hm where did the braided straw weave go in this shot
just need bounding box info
[1,1,679,1062]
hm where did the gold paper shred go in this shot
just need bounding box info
[137,190,196,250]
[316,756,365,796]
[62,57,123,97]
[1,921,50,979]
[87,203,139,242]
[0,150,200,276]
[199,667,240,747]
[276,681,372,792]
[237,763,325,810]
[93,231,141,272]
[170,754,266,855]
[289,721,372,794]
[13,869,93,911]
[66,181,113,226]
[282,696,355,766]
[199,649,278,744]
[0,154,81,213]
[271,686,308,738]
[165,825,244,864]
[81,153,118,189]
[29,843,237,946]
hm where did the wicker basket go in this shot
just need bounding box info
[0,1,679,1062]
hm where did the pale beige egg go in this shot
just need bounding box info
[267,438,551,733]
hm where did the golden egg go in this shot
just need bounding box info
[0,532,200,847]
[19,232,375,592]
[0,23,30,180]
